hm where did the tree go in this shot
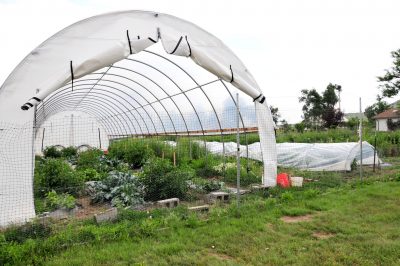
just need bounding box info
[364,95,390,121]
[299,83,343,128]
[294,122,305,133]
[269,105,281,124]
[299,88,323,127]
[280,119,291,132]
[378,49,400,98]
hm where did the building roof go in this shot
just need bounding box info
[344,112,367,120]
[373,108,400,119]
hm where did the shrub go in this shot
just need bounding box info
[3,222,51,244]
[190,156,220,178]
[43,146,62,158]
[188,178,224,193]
[140,158,194,201]
[89,171,145,207]
[223,166,259,186]
[46,190,76,210]
[76,149,104,171]
[80,168,103,182]
[34,158,83,197]
[61,146,78,158]
[123,141,154,169]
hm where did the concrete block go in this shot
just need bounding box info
[207,191,230,204]
[226,187,250,195]
[157,198,179,208]
[188,205,210,212]
[94,207,118,224]
[250,185,269,191]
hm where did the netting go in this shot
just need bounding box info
[0,121,35,226]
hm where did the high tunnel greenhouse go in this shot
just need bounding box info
[0,11,277,227]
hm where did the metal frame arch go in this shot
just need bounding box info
[37,87,142,136]
[42,82,153,136]
[37,95,131,137]
[143,50,227,161]
[108,66,190,136]
[38,94,133,137]
[144,50,224,135]
[38,98,128,138]
[36,106,118,143]
[69,79,163,135]
[125,58,206,137]
[100,69,179,135]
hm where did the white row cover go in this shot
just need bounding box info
[200,141,380,171]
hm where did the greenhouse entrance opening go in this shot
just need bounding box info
[0,11,277,227]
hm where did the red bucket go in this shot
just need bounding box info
[277,173,291,188]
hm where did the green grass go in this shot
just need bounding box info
[2,172,398,266]
[42,181,400,266]
[3,157,399,265]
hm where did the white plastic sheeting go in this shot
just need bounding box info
[34,112,109,155]
[201,141,380,171]
[0,11,277,226]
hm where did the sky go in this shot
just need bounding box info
[0,0,399,123]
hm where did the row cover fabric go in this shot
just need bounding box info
[198,141,380,171]
[0,11,277,227]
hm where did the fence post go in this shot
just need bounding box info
[98,128,102,149]
[373,127,377,172]
[236,93,241,208]
[31,104,37,191]
[41,127,45,152]
[359,97,363,182]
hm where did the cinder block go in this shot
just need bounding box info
[157,198,179,208]
[207,191,230,204]
[94,207,118,224]
[250,185,269,192]
[226,187,250,195]
[188,205,209,212]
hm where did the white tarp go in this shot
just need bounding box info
[0,11,277,226]
[201,141,380,171]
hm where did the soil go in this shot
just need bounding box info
[208,250,235,261]
[280,214,313,223]
[74,197,110,219]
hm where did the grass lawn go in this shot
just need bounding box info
[43,180,400,266]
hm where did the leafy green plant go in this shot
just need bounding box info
[304,189,319,199]
[351,158,358,172]
[89,171,144,207]
[3,222,51,244]
[223,166,259,186]
[80,168,102,182]
[123,141,154,169]
[43,146,62,158]
[61,146,78,158]
[76,149,104,171]
[140,158,194,201]
[280,191,294,202]
[34,158,84,197]
[190,156,220,178]
[46,190,76,210]
[188,178,224,193]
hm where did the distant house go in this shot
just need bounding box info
[373,108,400,131]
